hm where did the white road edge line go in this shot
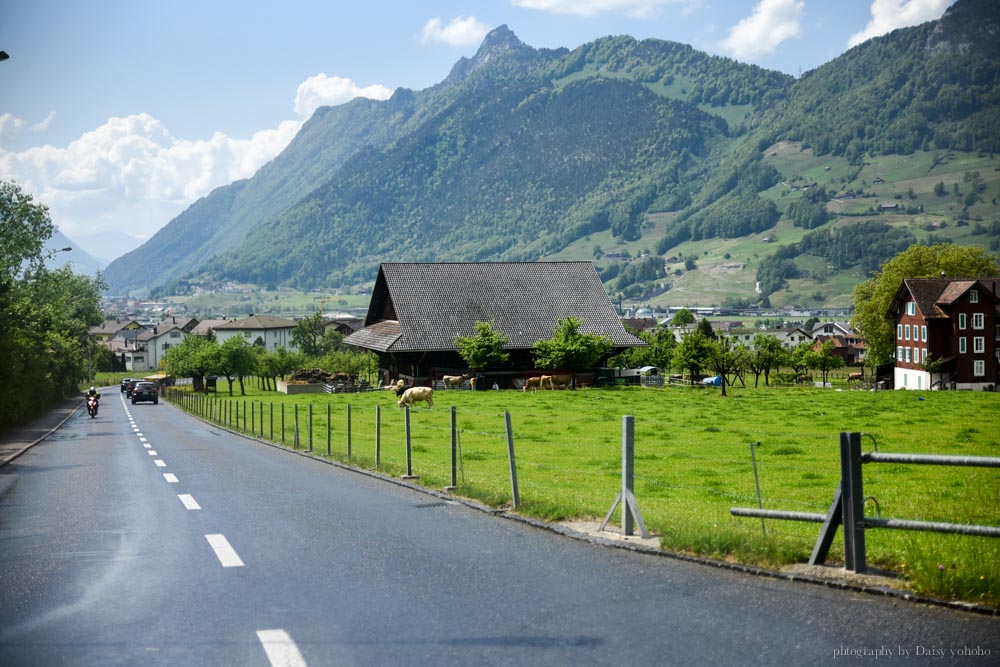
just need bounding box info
[256,629,307,667]
[205,534,244,567]
[163,473,179,483]
[178,494,201,510]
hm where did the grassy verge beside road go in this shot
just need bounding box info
[163,382,998,607]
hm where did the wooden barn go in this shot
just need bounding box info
[343,262,646,388]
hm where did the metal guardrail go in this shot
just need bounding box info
[732,432,1000,573]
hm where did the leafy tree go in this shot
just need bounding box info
[747,333,785,386]
[706,336,746,396]
[808,340,845,385]
[787,341,814,376]
[851,244,1000,366]
[672,331,713,384]
[532,317,612,388]
[0,181,103,428]
[696,317,716,339]
[163,335,218,391]
[455,320,510,372]
[291,313,342,358]
[670,308,696,326]
[217,336,258,396]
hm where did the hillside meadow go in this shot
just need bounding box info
[159,380,1000,607]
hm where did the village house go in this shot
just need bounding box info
[123,317,199,372]
[212,314,298,351]
[887,277,1000,390]
[344,262,646,387]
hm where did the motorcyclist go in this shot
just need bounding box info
[86,386,100,400]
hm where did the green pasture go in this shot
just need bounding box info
[164,382,1000,607]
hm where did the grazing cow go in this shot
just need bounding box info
[442,374,470,389]
[544,374,573,389]
[398,386,434,410]
[384,379,404,391]
[522,376,543,392]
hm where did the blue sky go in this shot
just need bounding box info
[0,0,955,263]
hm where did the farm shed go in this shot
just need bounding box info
[344,262,646,387]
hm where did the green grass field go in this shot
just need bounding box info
[161,381,1000,607]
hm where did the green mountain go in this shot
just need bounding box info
[102,0,1000,305]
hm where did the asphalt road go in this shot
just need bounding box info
[0,392,996,666]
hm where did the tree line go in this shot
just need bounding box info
[0,181,105,430]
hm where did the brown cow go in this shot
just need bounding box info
[543,374,572,389]
[522,377,543,392]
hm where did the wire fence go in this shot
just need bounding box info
[162,386,1000,565]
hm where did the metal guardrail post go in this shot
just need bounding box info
[505,411,520,509]
[403,406,417,479]
[599,416,649,538]
[447,406,457,491]
[840,432,866,573]
[375,405,381,468]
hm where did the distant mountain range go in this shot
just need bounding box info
[44,229,104,275]
[102,0,1000,308]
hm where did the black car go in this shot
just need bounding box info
[131,381,158,404]
[125,379,140,397]
[121,377,133,392]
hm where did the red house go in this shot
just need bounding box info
[886,277,1000,390]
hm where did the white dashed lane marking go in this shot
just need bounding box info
[205,534,244,567]
[154,460,166,468]
[148,450,158,456]
[163,473,178,483]
[178,494,201,510]
[257,629,308,667]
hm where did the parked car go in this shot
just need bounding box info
[125,379,141,398]
[131,381,158,405]
[121,377,133,392]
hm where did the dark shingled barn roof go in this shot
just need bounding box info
[345,262,646,353]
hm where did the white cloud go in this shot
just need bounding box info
[512,0,684,19]
[0,113,301,241]
[32,111,57,132]
[721,0,804,59]
[293,74,394,119]
[848,0,953,48]
[0,74,396,246]
[0,111,56,147]
[420,16,492,46]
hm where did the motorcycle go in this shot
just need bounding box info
[87,395,99,418]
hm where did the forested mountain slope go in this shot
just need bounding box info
[102,0,1000,303]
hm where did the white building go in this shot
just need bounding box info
[212,314,298,351]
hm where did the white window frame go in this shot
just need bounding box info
[969,289,979,304]
[905,324,911,340]
[972,313,984,330]
[921,325,927,342]
[974,337,985,354]
[973,360,985,377]
[922,348,928,363]
[958,313,967,330]
[904,347,911,363]
[897,346,904,361]
[912,346,919,362]
[897,324,903,340]
[906,302,916,316]
[959,337,967,354]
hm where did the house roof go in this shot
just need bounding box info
[888,277,1000,319]
[190,319,230,337]
[213,314,298,330]
[89,318,143,336]
[345,262,645,353]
